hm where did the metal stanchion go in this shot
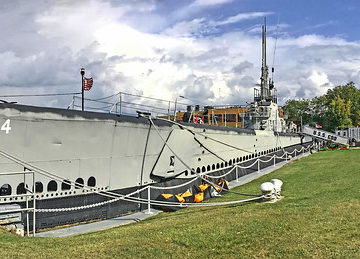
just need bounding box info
[235,166,239,182]
[273,155,276,167]
[147,186,151,214]
[32,172,36,237]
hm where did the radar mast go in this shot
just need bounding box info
[255,17,276,104]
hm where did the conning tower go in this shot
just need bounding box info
[243,18,286,132]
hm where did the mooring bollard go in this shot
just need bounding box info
[270,179,283,199]
[260,182,276,202]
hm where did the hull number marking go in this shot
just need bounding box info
[1,119,11,134]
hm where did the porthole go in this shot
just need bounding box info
[75,178,84,189]
[221,162,224,168]
[35,182,43,193]
[16,183,28,195]
[87,177,96,187]
[0,184,12,196]
[228,160,232,166]
[196,167,201,174]
[61,180,71,190]
[236,158,240,163]
[225,161,228,167]
[216,163,220,169]
[207,165,211,171]
[212,164,215,170]
[202,166,206,173]
[47,180,57,192]
[184,170,188,176]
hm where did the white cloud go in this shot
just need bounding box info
[214,12,272,26]
[192,0,234,7]
[0,0,359,112]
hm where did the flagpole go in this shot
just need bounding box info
[81,68,85,111]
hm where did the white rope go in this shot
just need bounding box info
[205,165,237,179]
[149,176,200,190]
[258,154,276,163]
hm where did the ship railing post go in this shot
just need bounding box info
[71,96,75,110]
[235,165,239,182]
[24,173,29,237]
[32,171,36,237]
[273,154,276,167]
[119,92,122,115]
[167,101,171,120]
[147,186,151,214]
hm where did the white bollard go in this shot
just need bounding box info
[260,182,275,202]
[270,179,283,199]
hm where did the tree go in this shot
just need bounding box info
[283,99,314,127]
[323,96,352,131]
[323,82,360,127]
[283,82,360,132]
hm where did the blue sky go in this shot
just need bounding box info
[0,0,359,112]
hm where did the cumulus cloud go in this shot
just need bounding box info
[0,0,359,113]
[296,70,332,98]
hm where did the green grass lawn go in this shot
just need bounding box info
[1,150,359,258]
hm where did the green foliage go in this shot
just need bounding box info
[325,82,360,126]
[0,150,360,258]
[283,99,314,126]
[324,96,352,131]
[284,82,360,131]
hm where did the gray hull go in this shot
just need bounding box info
[0,103,304,229]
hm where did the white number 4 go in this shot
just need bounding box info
[1,119,11,134]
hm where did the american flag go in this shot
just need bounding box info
[84,77,93,91]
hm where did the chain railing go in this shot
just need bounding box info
[0,143,315,236]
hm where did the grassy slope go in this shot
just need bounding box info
[0,150,359,258]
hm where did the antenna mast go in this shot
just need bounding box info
[260,17,269,100]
